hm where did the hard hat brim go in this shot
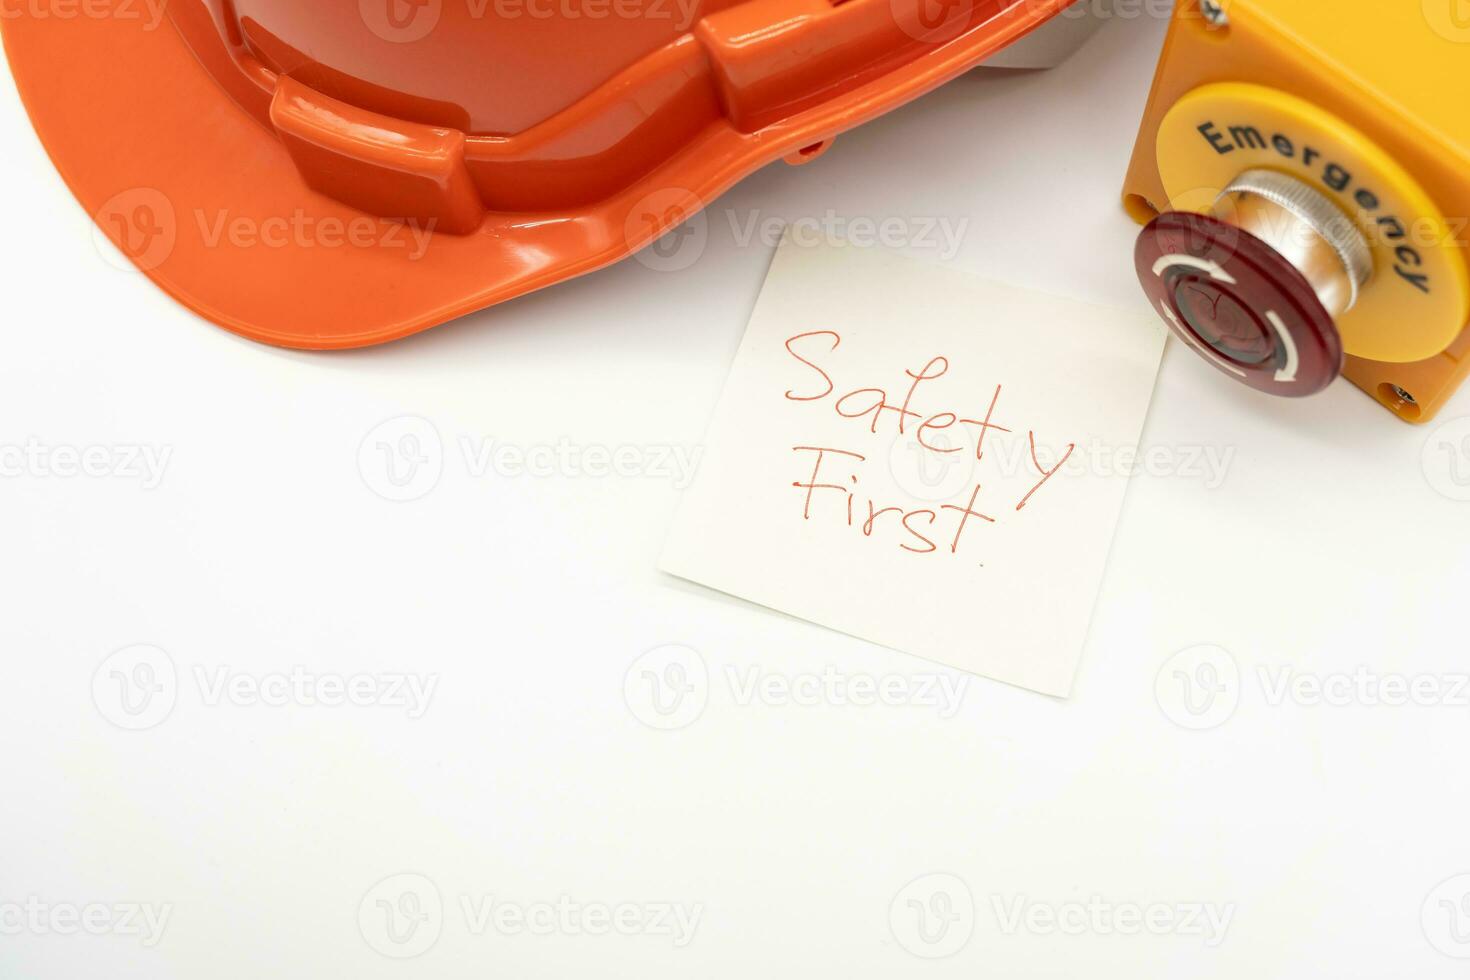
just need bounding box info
[3,1,1069,349]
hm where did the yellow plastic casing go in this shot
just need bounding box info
[1122,0,1470,423]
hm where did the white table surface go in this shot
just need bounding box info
[5,9,1470,978]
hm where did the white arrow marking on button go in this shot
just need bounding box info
[1160,300,1247,377]
[1265,310,1299,383]
[1153,254,1238,285]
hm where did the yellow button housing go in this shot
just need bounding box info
[1123,0,1470,423]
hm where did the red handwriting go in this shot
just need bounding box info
[1017,431,1075,512]
[941,483,995,554]
[971,383,1010,462]
[783,331,1078,560]
[793,447,997,558]
[792,446,864,520]
[793,449,952,555]
[786,333,1015,458]
[784,331,839,401]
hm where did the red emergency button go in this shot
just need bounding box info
[1136,211,1344,397]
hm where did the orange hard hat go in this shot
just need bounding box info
[2,0,1072,348]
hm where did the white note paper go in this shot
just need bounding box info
[661,237,1167,697]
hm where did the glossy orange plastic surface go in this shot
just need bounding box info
[2,0,1070,348]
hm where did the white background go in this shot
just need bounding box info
[5,8,1470,979]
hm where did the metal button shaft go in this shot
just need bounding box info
[1212,169,1374,317]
